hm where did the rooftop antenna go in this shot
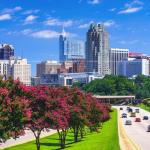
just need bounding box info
[62,26,67,37]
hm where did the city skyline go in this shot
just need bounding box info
[0,0,150,75]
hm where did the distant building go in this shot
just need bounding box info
[59,73,88,87]
[118,58,149,77]
[59,29,85,63]
[0,60,9,79]
[0,44,14,60]
[72,59,85,73]
[36,60,61,77]
[86,23,110,75]
[40,74,59,86]
[110,48,129,75]
[9,57,31,85]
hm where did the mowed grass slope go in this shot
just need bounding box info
[5,109,120,150]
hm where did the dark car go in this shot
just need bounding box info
[143,116,149,120]
[128,108,133,113]
[135,109,140,113]
[127,107,130,111]
[122,113,127,118]
[147,125,150,132]
[135,118,141,122]
[125,120,132,125]
[120,107,123,110]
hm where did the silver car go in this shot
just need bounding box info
[125,120,132,125]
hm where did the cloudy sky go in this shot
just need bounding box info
[0,0,150,75]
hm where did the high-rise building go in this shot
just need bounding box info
[86,23,110,75]
[9,57,31,85]
[36,60,61,77]
[59,29,85,63]
[0,44,14,60]
[110,48,129,75]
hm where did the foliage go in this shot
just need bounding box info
[0,78,110,150]
[83,75,150,99]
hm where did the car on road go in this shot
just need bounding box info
[122,113,127,118]
[127,107,130,111]
[128,108,133,113]
[143,116,149,120]
[135,108,140,113]
[120,107,123,110]
[135,118,141,122]
[125,120,132,125]
[130,112,136,117]
[147,125,150,132]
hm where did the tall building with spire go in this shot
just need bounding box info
[59,29,85,63]
[86,23,110,75]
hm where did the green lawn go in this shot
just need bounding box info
[4,109,120,150]
[138,103,150,112]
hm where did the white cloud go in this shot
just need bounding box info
[118,0,143,14]
[109,8,116,12]
[78,21,94,29]
[2,6,22,14]
[23,9,40,15]
[31,30,59,39]
[21,29,76,39]
[0,14,11,21]
[103,20,116,27]
[118,7,142,14]
[24,15,38,24]
[88,0,100,5]
[44,18,74,27]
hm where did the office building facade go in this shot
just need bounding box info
[9,57,31,85]
[118,58,149,77]
[86,23,110,75]
[59,29,85,63]
[110,48,129,75]
[36,60,61,77]
[0,44,14,60]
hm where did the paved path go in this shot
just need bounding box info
[0,129,57,149]
[115,106,150,150]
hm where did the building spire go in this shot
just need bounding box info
[62,26,67,37]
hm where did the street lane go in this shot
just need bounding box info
[116,106,150,150]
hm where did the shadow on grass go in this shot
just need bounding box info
[40,139,84,150]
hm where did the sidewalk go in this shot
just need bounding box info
[0,129,57,149]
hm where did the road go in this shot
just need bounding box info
[115,106,150,150]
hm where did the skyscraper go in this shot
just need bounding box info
[110,48,129,75]
[59,29,85,63]
[0,44,14,60]
[86,24,110,75]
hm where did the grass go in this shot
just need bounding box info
[138,103,150,112]
[4,109,120,150]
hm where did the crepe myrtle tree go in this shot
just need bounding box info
[49,97,70,149]
[26,85,51,150]
[67,88,89,142]
[0,87,30,143]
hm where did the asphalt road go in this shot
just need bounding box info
[116,106,150,150]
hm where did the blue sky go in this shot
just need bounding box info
[0,0,150,75]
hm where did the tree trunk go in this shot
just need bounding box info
[73,126,79,142]
[31,129,42,150]
[35,136,40,150]
[57,129,67,149]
